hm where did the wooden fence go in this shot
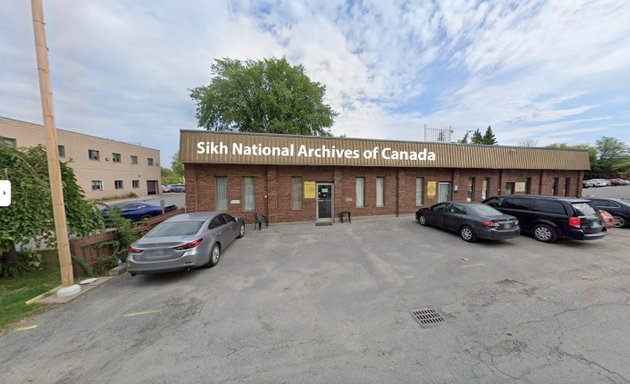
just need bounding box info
[69,208,186,277]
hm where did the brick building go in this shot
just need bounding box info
[179,131,590,224]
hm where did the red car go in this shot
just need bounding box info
[599,210,615,228]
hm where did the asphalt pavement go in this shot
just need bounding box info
[1,216,629,383]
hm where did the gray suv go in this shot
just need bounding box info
[482,195,606,243]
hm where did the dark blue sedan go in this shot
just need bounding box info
[101,201,177,222]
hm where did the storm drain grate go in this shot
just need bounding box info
[411,308,444,327]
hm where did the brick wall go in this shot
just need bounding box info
[185,164,584,223]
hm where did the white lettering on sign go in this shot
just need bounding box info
[195,141,436,162]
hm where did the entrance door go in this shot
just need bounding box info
[147,180,158,195]
[316,183,333,222]
[437,182,451,202]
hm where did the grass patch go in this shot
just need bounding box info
[0,250,61,332]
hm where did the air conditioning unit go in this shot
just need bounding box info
[105,157,110,161]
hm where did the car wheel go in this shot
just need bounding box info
[418,215,427,226]
[140,215,151,221]
[237,223,245,238]
[459,225,477,242]
[203,243,221,268]
[533,224,557,243]
[613,215,626,228]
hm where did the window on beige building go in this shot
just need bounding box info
[114,180,124,189]
[88,149,100,160]
[147,158,154,166]
[130,155,138,164]
[132,180,139,189]
[91,180,103,191]
[58,145,65,158]
[3,137,17,147]
[112,153,121,163]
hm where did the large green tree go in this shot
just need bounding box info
[482,126,498,145]
[0,144,103,276]
[190,57,338,136]
[595,136,629,177]
[470,129,484,144]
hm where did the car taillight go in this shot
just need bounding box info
[173,238,203,251]
[483,221,500,228]
[568,217,581,228]
[127,246,143,254]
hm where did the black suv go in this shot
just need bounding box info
[482,195,606,243]
[585,198,630,228]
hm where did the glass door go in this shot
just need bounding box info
[438,182,451,203]
[316,183,333,220]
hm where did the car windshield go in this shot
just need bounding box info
[572,202,598,217]
[146,221,204,237]
[467,204,503,217]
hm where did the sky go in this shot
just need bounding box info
[1,0,629,165]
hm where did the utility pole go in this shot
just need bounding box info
[31,0,80,297]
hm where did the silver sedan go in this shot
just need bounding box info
[127,212,245,276]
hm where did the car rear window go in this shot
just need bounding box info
[146,221,204,237]
[572,202,599,217]
[467,204,504,216]
[503,197,531,210]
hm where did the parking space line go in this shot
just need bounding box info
[462,263,485,268]
[123,310,162,318]
[15,325,38,331]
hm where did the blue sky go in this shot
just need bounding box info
[1,0,629,165]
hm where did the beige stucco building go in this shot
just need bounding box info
[0,116,161,200]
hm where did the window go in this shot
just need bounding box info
[503,197,531,210]
[356,177,365,208]
[376,177,385,207]
[432,202,450,212]
[484,197,502,208]
[437,182,451,203]
[88,149,100,160]
[481,178,490,200]
[415,177,424,206]
[552,177,559,195]
[91,180,103,191]
[242,177,255,211]
[221,213,235,223]
[112,153,121,163]
[2,137,17,147]
[58,145,65,158]
[467,177,475,202]
[533,200,566,215]
[505,182,515,195]
[215,177,228,211]
[451,204,466,214]
[147,158,154,166]
[114,180,124,189]
[291,177,302,210]
[526,177,532,194]
[564,178,571,196]
[132,180,139,189]
[209,215,227,230]
[130,155,138,165]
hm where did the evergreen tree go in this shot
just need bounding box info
[483,126,498,145]
[457,131,469,144]
[470,129,484,144]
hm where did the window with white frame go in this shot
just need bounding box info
[114,180,124,189]
[291,177,302,210]
[242,177,255,211]
[91,180,103,191]
[215,177,227,211]
[356,177,365,208]
[376,177,385,207]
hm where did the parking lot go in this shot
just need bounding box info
[1,216,629,383]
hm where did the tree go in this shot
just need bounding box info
[0,144,103,276]
[595,137,629,178]
[457,131,470,144]
[518,138,539,147]
[470,129,484,144]
[482,126,498,145]
[190,57,338,136]
[171,152,184,181]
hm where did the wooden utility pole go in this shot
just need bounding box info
[31,0,75,287]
